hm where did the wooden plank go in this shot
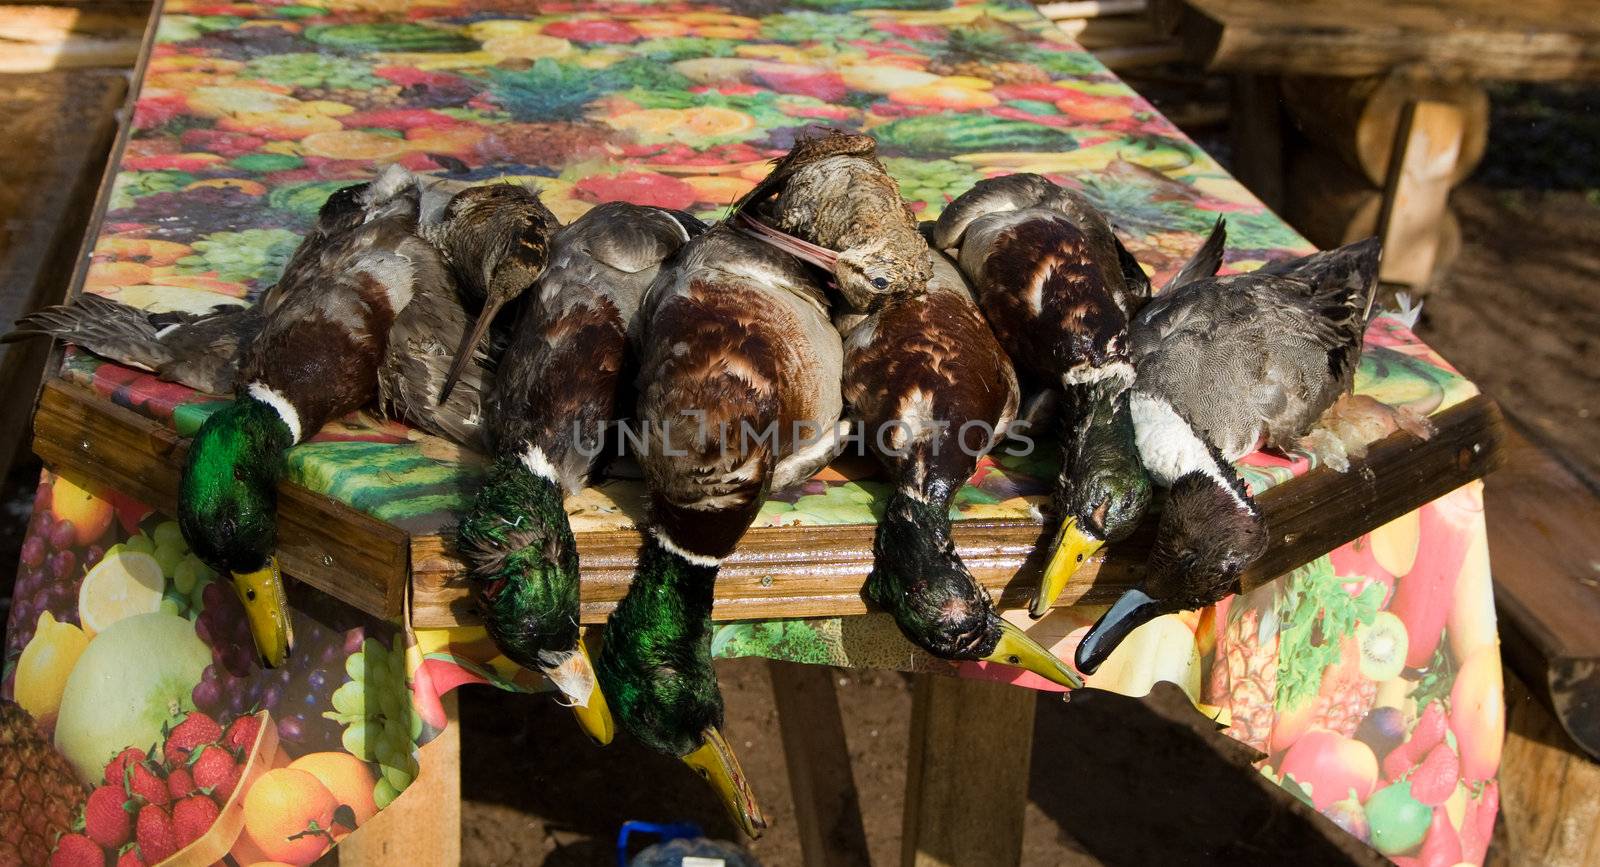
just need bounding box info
[0,3,149,71]
[0,70,127,473]
[1376,100,1465,287]
[32,379,411,617]
[1168,0,1600,80]
[337,692,460,866]
[1036,0,1146,19]
[1496,672,1600,867]
[768,661,871,867]
[30,379,1504,627]
[900,674,1036,867]
[1486,428,1600,760]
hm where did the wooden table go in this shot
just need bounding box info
[1153,0,1600,289]
[5,0,1508,863]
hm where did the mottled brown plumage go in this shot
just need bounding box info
[420,182,559,401]
[731,130,931,309]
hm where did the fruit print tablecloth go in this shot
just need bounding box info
[0,0,1503,862]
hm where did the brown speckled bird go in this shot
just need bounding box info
[454,202,703,746]
[419,181,559,401]
[596,224,846,838]
[843,249,1081,688]
[730,130,932,309]
[934,174,1191,618]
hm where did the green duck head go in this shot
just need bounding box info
[457,452,613,745]
[868,492,1082,689]
[179,395,296,667]
[597,535,766,837]
[1035,383,1151,618]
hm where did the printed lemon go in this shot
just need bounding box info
[77,549,165,636]
[14,612,90,719]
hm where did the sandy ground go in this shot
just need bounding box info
[2,84,1597,867]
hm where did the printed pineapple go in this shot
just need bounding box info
[0,700,88,866]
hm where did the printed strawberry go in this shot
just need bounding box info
[115,847,146,867]
[1410,701,1448,756]
[190,745,241,802]
[223,714,261,752]
[1418,806,1461,867]
[1409,743,1460,806]
[164,712,222,764]
[104,747,146,787]
[1382,739,1415,782]
[135,805,178,864]
[166,767,195,800]
[126,762,168,808]
[172,795,220,848]
[84,784,134,848]
[1461,780,1499,864]
[47,833,102,867]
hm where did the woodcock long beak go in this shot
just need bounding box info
[1033,518,1104,619]
[682,725,767,838]
[985,619,1083,689]
[231,556,294,668]
[1075,587,1165,675]
[439,297,505,405]
[733,212,839,274]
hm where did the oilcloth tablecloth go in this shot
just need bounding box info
[0,0,1502,862]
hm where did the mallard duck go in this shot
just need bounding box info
[455,202,701,745]
[418,182,559,401]
[931,175,1199,618]
[845,249,1081,688]
[1076,238,1388,673]
[730,130,931,308]
[7,167,438,667]
[598,224,845,836]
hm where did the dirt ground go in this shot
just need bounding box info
[2,84,1597,867]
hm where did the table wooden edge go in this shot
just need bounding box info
[31,377,1506,628]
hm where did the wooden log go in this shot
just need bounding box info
[0,3,150,72]
[768,662,871,867]
[1090,42,1184,71]
[1036,0,1146,19]
[1284,145,1461,286]
[1165,0,1600,81]
[1052,16,1158,50]
[1486,428,1600,760]
[337,692,460,866]
[1281,71,1489,187]
[0,71,127,472]
[901,674,1036,867]
[1496,671,1600,867]
[1229,73,1284,210]
[1376,99,1466,287]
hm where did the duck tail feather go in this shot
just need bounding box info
[1163,217,1227,293]
[4,295,173,372]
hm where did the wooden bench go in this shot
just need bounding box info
[1152,0,1600,289]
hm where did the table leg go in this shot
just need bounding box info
[338,691,460,866]
[1377,99,1465,287]
[900,674,1036,867]
[768,661,871,867]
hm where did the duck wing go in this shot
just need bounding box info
[5,294,261,395]
[378,262,486,448]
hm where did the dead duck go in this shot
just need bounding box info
[454,202,701,745]
[730,130,931,309]
[933,175,1225,617]
[845,250,1081,688]
[417,182,560,401]
[6,167,440,668]
[597,224,845,836]
[1076,237,1399,674]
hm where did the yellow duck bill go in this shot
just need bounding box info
[562,642,616,746]
[231,556,294,668]
[985,619,1083,689]
[1075,587,1165,675]
[1032,517,1105,619]
[682,725,767,838]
